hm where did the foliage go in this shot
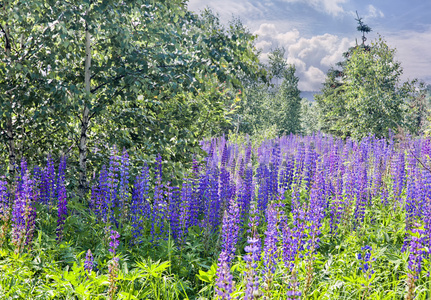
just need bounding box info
[0,0,71,174]
[236,48,302,137]
[404,81,431,136]
[318,37,419,140]
[316,13,427,140]
[0,1,265,190]
[271,64,302,135]
[300,98,320,135]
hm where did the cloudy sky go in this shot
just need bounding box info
[187,0,431,92]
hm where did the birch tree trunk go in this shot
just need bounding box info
[78,18,91,199]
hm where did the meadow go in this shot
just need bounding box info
[1,133,430,299]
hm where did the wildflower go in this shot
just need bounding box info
[357,245,375,278]
[262,203,279,289]
[286,289,302,300]
[11,169,35,254]
[215,199,240,299]
[244,203,261,300]
[215,261,234,300]
[406,224,426,300]
[130,164,151,242]
[56,156,67,242]
[109,230,120,256]
[84,249,94,276]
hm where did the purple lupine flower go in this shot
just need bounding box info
[371,151,383,198]
[244,166,253,212]
[220,166,232,214]
[306,162,325,250]
[191,175,201,228]
[130,164,151,243]
[0,178,9,217]
[167,184,181,242]
[303,145,315,191]
[262,203,279,284]
[286,289,302,300]
[405,224,426,300]
[402,154,420,251]
[215,261,234,300]
[221,144,229,167]
[423,197,431,261]
[392,151,405,205]
[94,166,109,222]
[280,154,294,192]
[84,249,95,276]
[220,199,241,263]
[109,230,120,256]
[215,199,240,299]
[354,161,368,226]
[178,178,193,244]
[56,154,67,200]
[357,245,375,279]
[281,223,303,271]
[329,158,345,234]
[32,165,42,190]
[269,145,280,202]
[407,226,426,277]
[237,156,245,180]
[405,153,419,222]
[257,163,269,212]
[11,170,35,253]
[244,203,261,300]
[152,154,167,242]
[56,156,67,242]
[208,167,221,231]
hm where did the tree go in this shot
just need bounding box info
[300,98,320,135]
[316,11,372,137]
[1,1,265,195]
[271,64,302,135]
[0,0,71,177]
[316,12,421,139]
[326,37,414,139]
[268,47,287,81]
[404,81,431,136]
[315,67,345,136]
[235,47,302,136]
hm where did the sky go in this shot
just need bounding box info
[187,0,431,92]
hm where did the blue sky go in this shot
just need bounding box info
[187,0,431,91]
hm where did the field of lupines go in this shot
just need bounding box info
[1,133,431,299]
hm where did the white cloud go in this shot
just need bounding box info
[254,40,273,49]
[187,0,264,22]
[302,66,327,90]
[384,27,431,84]
[365,4,384,19]
[281,0,348,16]
[320,37,352,66]
[254,23,277,36]
[276,29,301,45]
[254,23,355,90]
